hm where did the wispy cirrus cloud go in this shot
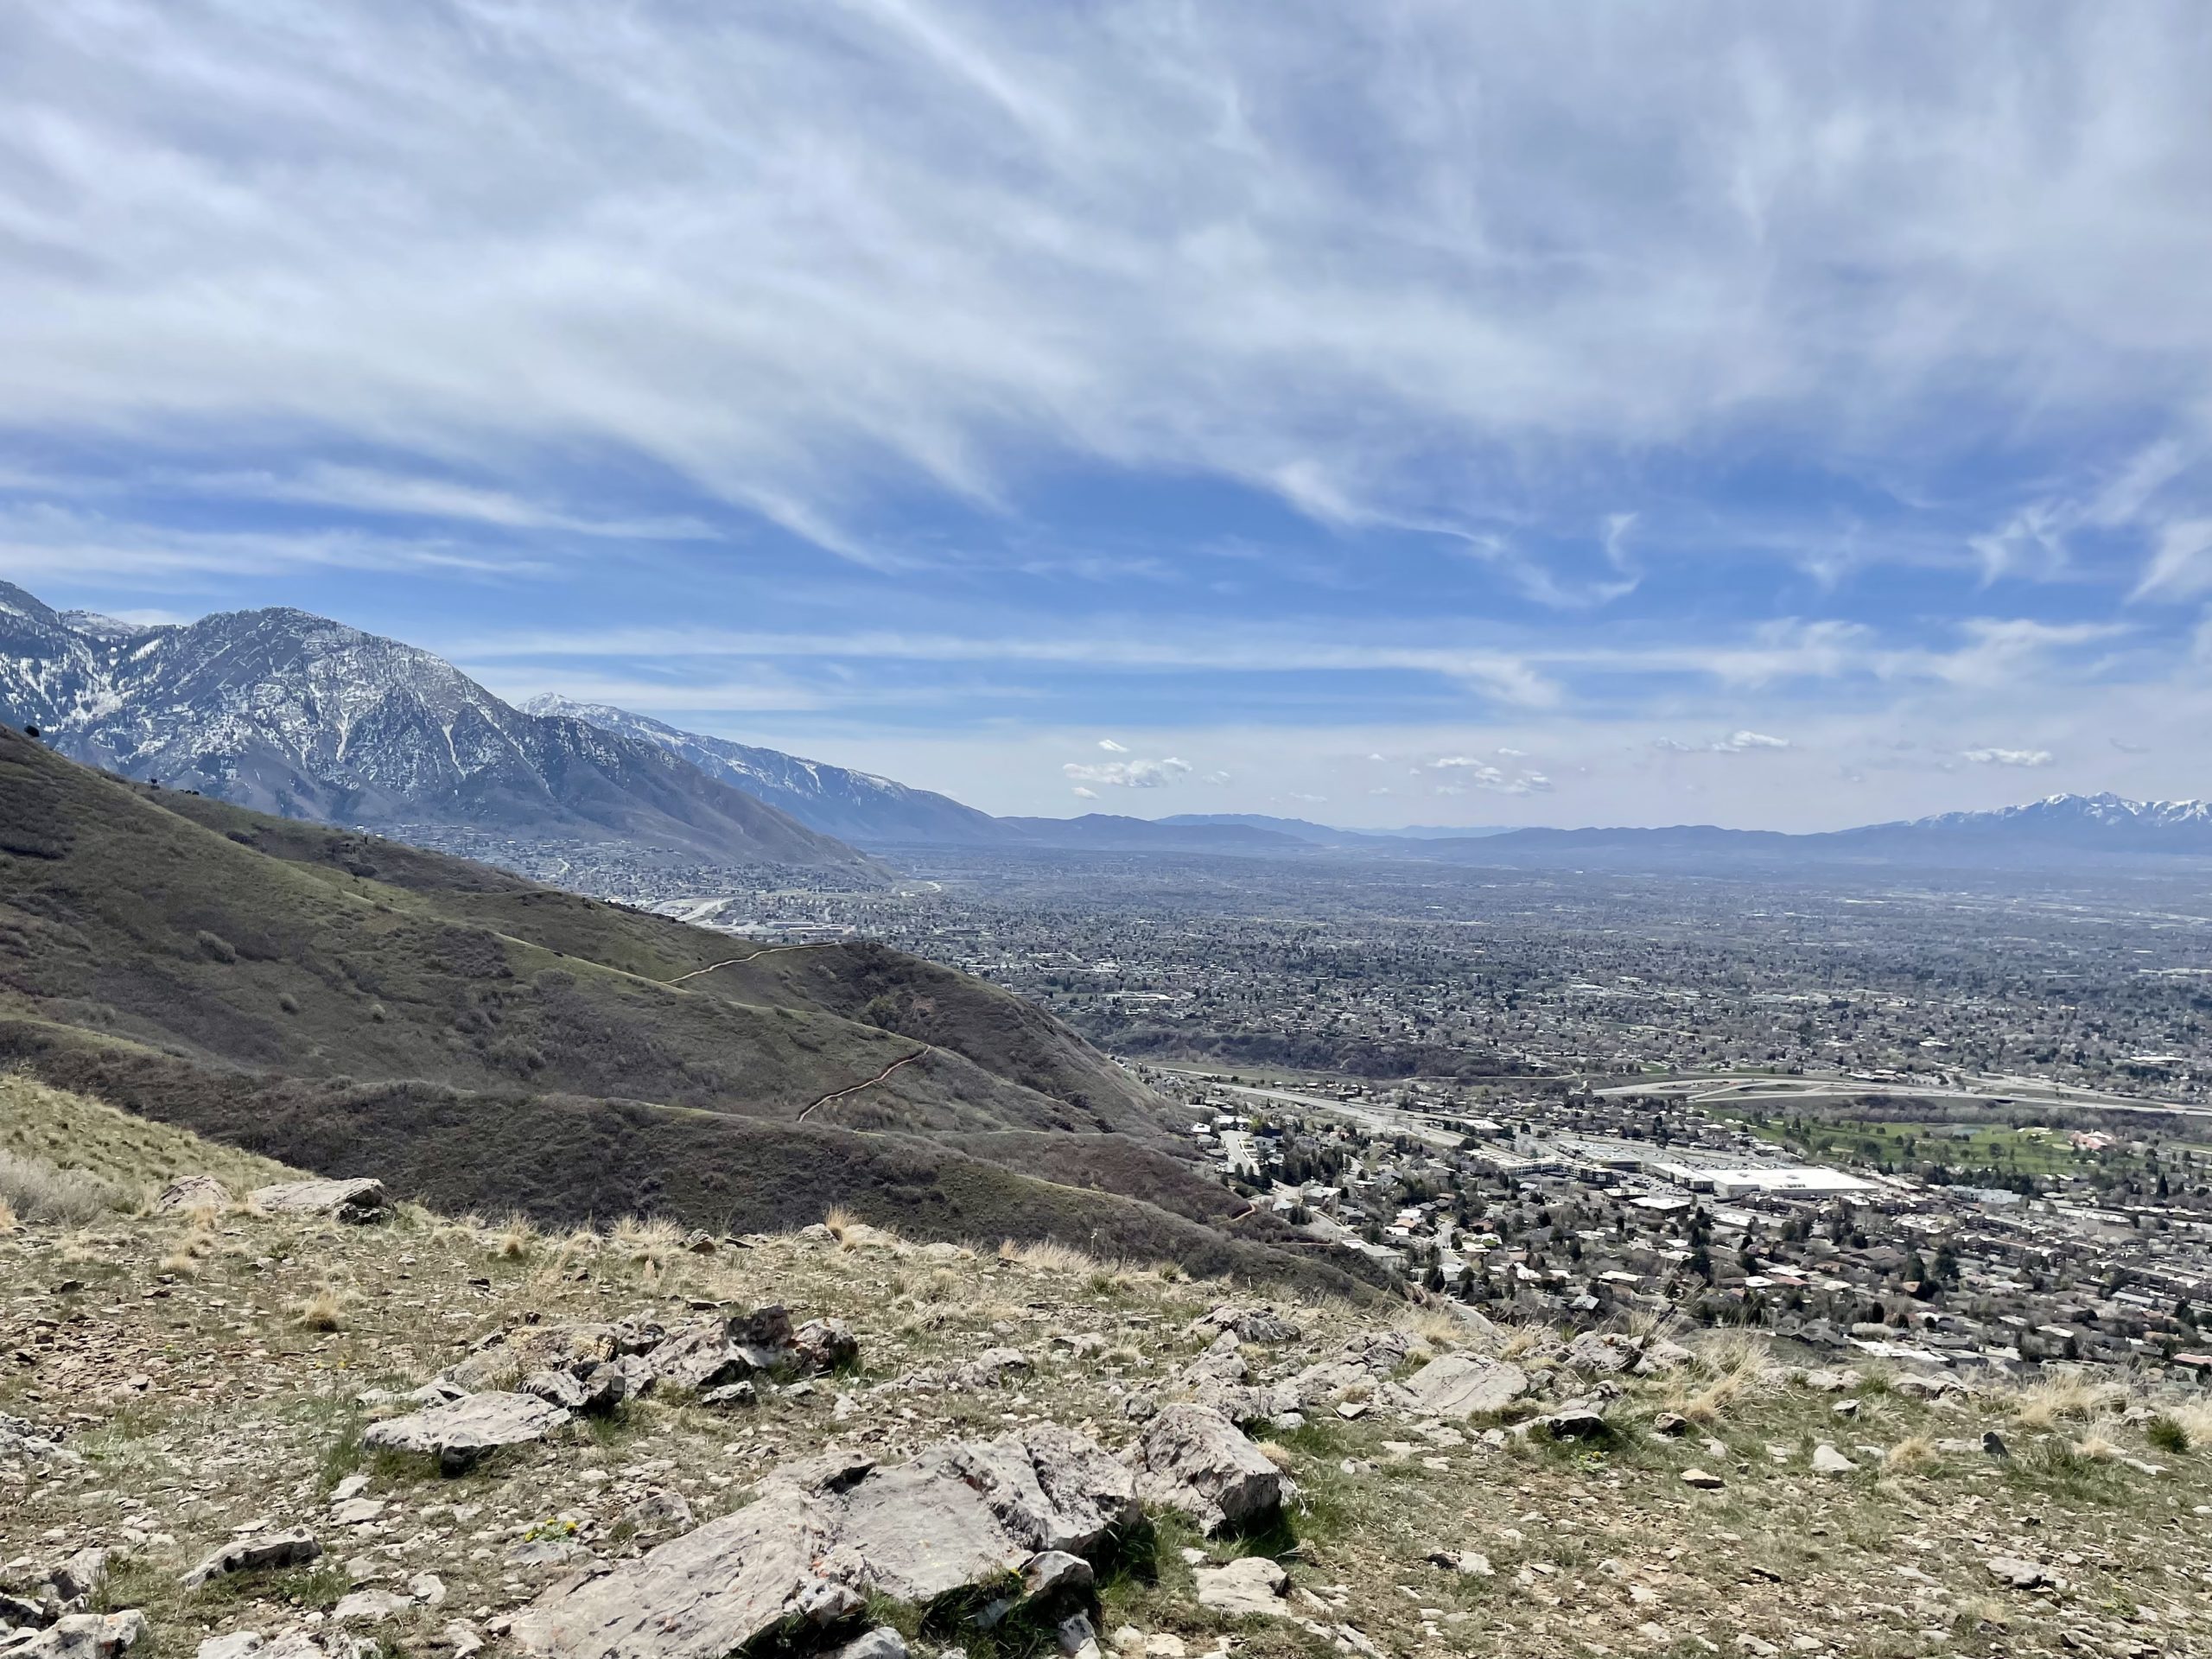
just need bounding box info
[3,2,2210,579]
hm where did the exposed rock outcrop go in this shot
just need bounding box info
[512,1426,1140,1659]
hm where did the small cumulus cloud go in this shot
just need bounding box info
[1071,785,1098,799]
[1064,755,1192,788]
[1429,755,1552,795]
[1096,738,1128,752]
[1962,747,2054,767]
[1656,729,1791,753]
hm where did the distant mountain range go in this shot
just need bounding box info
[0,582,874,872]
[6,579,2207,874]
[1385,794,2212,871]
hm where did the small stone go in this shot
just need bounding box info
[1680,1469,1725,1491]
[334,1588,413,1623]
[1020,1551,1094,1604]
[1986,1556,2050,1591]
[194,1637,265,1659]
[1193,1556,1288,1617]
[1810,1444,1857,1476]
[623,1489,696,1537]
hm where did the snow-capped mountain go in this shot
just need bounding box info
[521,696,1009,846]
[1897,792,2212,842]
[0,582,874,871]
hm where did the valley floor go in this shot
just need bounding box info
[4,1077,2212,1659]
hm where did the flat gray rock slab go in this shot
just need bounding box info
[156,1175,229,1211]
[181,1529,322,1589]
[12,1611,149,1659]
[363,1391,569,1473]
[1402,1354,1529,1417]
[250,1179,390,1224]
[514,1426,1140,1659]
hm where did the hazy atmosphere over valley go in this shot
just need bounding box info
[12,11,2212,1659]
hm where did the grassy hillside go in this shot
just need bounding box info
[0,1016,1378,1297]
[0,728,1150,1137]
[0,729,1367,1292]
[140,774,1158,1135]
[6,1085,2211,1659]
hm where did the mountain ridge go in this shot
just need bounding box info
[0,582,874,872]
[522,694,1009,847]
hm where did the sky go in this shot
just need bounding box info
[3,2,2212,830]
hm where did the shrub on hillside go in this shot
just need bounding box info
[0,1149,130,1224]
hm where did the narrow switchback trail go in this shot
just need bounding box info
[667,941,837,985]
[798,1049,929,1122]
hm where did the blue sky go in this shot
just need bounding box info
[3,1,2211,828]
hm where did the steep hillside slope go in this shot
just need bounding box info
[0,727,1132,1133]
[0,729,1360,1283]
[0,582,873,870]
[524,696,1008,846]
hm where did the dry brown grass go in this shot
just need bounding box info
[2073,1422,2124,1461]
[2006,1370,2126,1429]
[490,1211,539,1260]
[824,1205,861,1243]
[0,1149,130,1226]
[1256,1440,1296,1470]
[1664,1330,1776,1425]
[0,1198,16,1235]
[1401,1308,1471,1350]
[158,1224,217,1277]
[291,1281,352,1332]
[613,1214,685,1267]
[998,1237,1102,1274]
[1884,1433,1939,1473]
[1493,1317,1557,1362]
[1626,1306,1681,1346]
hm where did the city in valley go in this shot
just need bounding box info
[435,830,2212,1385]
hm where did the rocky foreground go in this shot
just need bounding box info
[4,1083,2212,1659]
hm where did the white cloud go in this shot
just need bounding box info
[5,3,2210,575]
[1427,755,1551,795]
[1656,729,1791,753]
[1962,747,2055,768]
[1720,729,1790,752]
[2133,518,2212,599]
[1096,737,1128,751]
[1063,755,1192,788]
[1070,785,1098,798]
